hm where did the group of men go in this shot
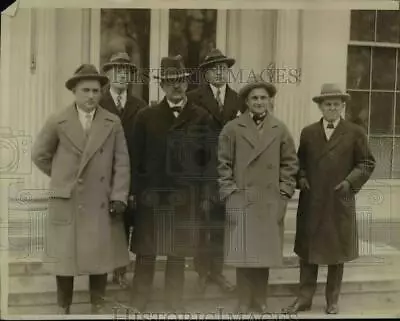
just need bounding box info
[32,48,376,316]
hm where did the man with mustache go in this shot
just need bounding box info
[100,52,147,288]
[129,55,212,312]
[32,64,130,315]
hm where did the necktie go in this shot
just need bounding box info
[116,95,123,114]
[327,122,334,129]
[216,88,223,111]
[171,106,182,113]
[84,113,92,137]
[253,113,266,125]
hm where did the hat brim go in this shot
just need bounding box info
[199,57,236,69]
[239,82,277,100]
[102,62,137,73]
[65,75,109,91]
[312,93,351,103]
[153,72,192,80]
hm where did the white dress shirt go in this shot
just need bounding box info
[167,97,187,118]
[323,118,340,140]
[76,105,96,133]
[210,84,226,106]
[110,88,127,109]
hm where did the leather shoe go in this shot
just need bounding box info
[57,306,70,315]
[282,299,311,313]
[256,304,269,314]
[196,275,208,293]
[91,303,107,315]
[208,274,236,293]
[325,304,339,314]
[112,269,129,289]
[235,304,250,314]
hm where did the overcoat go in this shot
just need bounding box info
[218,111,299,267]
[130,97,213,257]
[32,104,130,276]
[294,118,376,265]
[99,87,147,228]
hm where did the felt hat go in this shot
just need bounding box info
[65,64,109,91]
[199,48,235,70]
[312,83,350,103]
[238,73,277,100]
[101,52,137,73]
[153,55,191,80]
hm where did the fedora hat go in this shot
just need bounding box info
[153,55,191,80]
[312,83,350,103]
[102,52,137,73]
[199,48,235,69]
[238,73,277,100]
[65,64,109,91]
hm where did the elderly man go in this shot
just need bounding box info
[284,84,376,315]
[32,64,130,315]
[100,52,147,288]
[129,55,212,312]
[187,48,242,293]
[217,74,299,313]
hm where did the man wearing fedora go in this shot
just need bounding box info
[129,55,212,312]
[100,52,147,288]
[284,83,375,315]
[32,64,131,314]
[218,74,298,313]
[187,48,242,293]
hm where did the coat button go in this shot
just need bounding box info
[101,203,105,209]
[78,178,83,184]
[99,148,103,154]
[100,176,105,182]
[267,164,273,169]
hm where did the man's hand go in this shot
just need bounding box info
[334,180,351,195]
[109,201,127,218]
[298,178,310,191]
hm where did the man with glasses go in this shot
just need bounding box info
[187,48,243,294]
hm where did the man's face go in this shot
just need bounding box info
[246,87,271,115]
[107,66,130,91]
[319,98,344,122]
[161,77,188,103]
[205,63,230,87]
[73,80,102,112]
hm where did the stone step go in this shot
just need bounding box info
[8,239,400,277]
[7,292,400,317]
[8,262,400,308]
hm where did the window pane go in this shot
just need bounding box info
[169,9,217,91]
[372,47,396,90]
[100,9,151,103]
[369,136,393,179]
[376,10,400,43]
[345,91,369,133]
[347,46,371,90]
[393,138,400,178]
[350,10,376,42]
[370,92,394,135]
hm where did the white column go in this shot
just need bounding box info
[273,10,306,148]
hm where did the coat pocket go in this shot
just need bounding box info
[48,190,74,225]
[225,191,245,228]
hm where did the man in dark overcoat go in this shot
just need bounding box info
[31,64,130,315]
[100,52,147,288]
[218,74,299,313]
[187,48,242,293]
[284,83,376,315]
[129,55,212,312]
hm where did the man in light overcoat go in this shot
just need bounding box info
[217,74,299,313]
[32,64,131,315]
[284,83,376,315]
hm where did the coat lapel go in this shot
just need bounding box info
[77,107,115,177]
[101,91,120,115]
[121,95,141,123]
[248,114,279,166]
[316,118,347,163]
[223,86,240,120]
[199,85,223,124]
[237,112,259,149]
[59,104,87,153]
[169,99,194,130]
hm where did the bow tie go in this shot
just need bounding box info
[171,106,182,114]
[253,113,266,124]
[327,122,334,129]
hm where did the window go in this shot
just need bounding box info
[168,9,217,91]
[346,10,400,179]
[100,9,151,103]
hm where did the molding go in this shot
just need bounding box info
[216,9,227,52]
[89,9,101,69]
[81,9,91,63]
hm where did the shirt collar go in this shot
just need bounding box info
[76,104,96,117]
[323,117,340,129]
[167,97,187,109]
[110,87,127,102]
[210,84,227,99]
